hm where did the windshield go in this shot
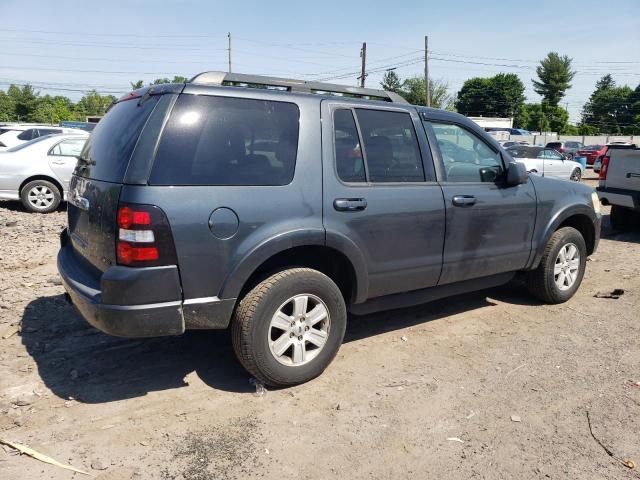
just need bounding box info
[581,145,604,151]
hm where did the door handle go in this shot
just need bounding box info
[334,198,367,212]
[452,195,477,207]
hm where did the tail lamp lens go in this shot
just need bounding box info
[599,157,610,180]
[116,204,176,267]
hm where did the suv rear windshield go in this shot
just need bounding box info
[76,95,160,182]
[149,95,299,186]
[546,142,561,148]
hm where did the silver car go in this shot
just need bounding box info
[0,133,88,212]
[506,145,583,182]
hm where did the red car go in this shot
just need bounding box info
[576,144,607,166]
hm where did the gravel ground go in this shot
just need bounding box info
[0,173,639,480]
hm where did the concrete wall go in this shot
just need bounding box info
[504,134,637,146]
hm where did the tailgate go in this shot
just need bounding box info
[604,149,640,191]
[67,91,163,273]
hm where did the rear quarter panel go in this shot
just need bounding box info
[120,90,324,301]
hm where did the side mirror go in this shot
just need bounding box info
[506,161,528,186]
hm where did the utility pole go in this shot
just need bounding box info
[424,35,430,107]
[358,42,367,88]
[227,32,232,73]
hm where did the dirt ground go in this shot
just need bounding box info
[1,173,639,480]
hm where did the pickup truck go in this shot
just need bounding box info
[596,145,640,230]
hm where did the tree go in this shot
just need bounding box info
[7,84,39,121]
[532,52,575,106]
[0,91,15,121]
[75,90,117,118]
[581,75,637,134]
[30,95,75,123]
[400,76,454,110]
[455,74,525,120]
[150,75,189,85]
[130,80,145,89]
[380,70,402,93]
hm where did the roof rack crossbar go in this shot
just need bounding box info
[189,71,408,104]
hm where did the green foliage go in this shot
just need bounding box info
[581,75,639,134]
[130,80,145,89]
[381,74,453,110]
[8,84,39,121]
[380,71,402,93]
[519,102,573,134]
[532,52,575,106]
[75,90,117,117]
[0,91,15,121]
[455,73,526,120]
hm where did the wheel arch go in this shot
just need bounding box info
[529,205,597,269]
[220,231,368,305]
[19,175,64,197]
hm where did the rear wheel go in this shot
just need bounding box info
[526,227,587,303]
[570,168,581,182]
[232,268,347,387]
[20,180,61,213]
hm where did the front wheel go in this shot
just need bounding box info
[570,168,582,182]
[525,226,587,303]
[232,268,347,387]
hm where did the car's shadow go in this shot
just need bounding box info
[601,212,640,244]
[21,283,539,403]
[0,199,67,213]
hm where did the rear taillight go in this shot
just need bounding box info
[559,147,565,153]
[599,156,610,180]
[116,203,177,267]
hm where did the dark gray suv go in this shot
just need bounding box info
[58,72,601,387]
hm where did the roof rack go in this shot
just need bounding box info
[189,71,408,104]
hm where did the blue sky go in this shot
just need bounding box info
[1,0,639,122]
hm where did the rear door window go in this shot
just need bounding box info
[150,95,300,186]
[77,95,160,182]
[354,108,424,182]
[333,109,366,183]
[49,138,86,156]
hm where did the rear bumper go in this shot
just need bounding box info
[57,230,236,337]
[597,187,639,210]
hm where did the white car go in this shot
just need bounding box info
[0,125,84,150]
[0,133,88,212]
[506,145,583,182]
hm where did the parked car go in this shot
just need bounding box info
[596,145,640,230]
[0,125,83,150]
[576,144,607,166]
[499,140,530,149]
[506,145,583,181]
[487,127,531,136]
[0,133,88,212]
[545,141,584,159]
[57,72,601,387]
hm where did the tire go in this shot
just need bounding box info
[525,226,587,304]
[20,179,61,213]
[570,168,582,182]
[231,268,347,387]
[610,205,632,232]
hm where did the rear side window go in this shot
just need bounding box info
[355,109,424,183]
[17,129,35,141]
[77,96,160,182]
[38,128,62,137]
[49,138,86,156]
[150,95,299,186]
[334,109,366,182]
